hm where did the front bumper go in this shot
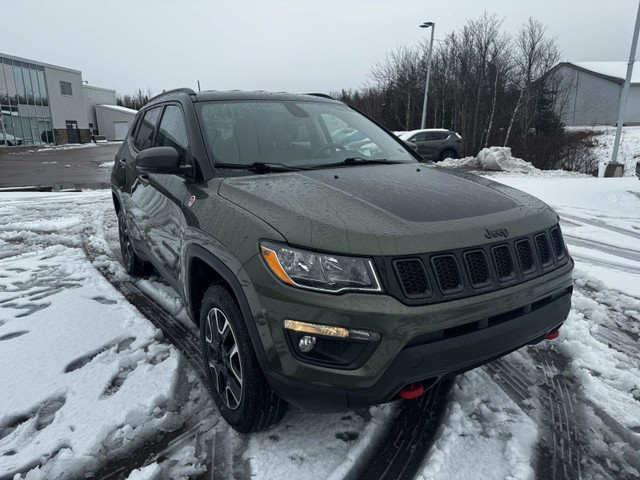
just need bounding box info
[239,254,573,412]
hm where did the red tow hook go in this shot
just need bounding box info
[398,382,424,399]
[545,329,560,340]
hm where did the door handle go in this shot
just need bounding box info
[138,173,149,185]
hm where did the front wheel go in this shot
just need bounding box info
[117,209,148,276]
[439,149,457,161]
[200,284,288,433]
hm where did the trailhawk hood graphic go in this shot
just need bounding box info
[218,164,557,256]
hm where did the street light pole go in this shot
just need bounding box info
[420,21,435,130]
[605,0,640,177]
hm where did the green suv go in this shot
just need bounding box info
[110,89,573,433]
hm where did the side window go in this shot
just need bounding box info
[134,107,162,151]
[411,133,427,142]
[155,105,190,162]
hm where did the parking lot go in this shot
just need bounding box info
[0,143,120,189]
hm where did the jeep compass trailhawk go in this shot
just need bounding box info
[111,89,573,433]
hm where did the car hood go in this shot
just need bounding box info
[218,163,557,256]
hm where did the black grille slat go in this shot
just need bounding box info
[535,233,552,266]
[431,255,463,293]
[464,250,491,287]
[394,259,430,297]
[492,245,515,281]
[550,227,565,259]
[516,239,535,274]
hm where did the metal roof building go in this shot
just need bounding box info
[550,62,640,126]
[0,52,119,146]
[95,104,137,141]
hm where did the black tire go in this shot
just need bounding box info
[200,284,288,433]
[440,149,457,161]
[117,209,147,276]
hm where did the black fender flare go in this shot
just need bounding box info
[184,244,269,366]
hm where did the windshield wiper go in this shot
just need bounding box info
[214,162,310,173]
[308,157,401,169]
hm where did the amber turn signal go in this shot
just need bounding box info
[260,246,294,285]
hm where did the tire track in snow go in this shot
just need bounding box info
[81,232,226,480]
[343,379,454,480]
[559,213,640,241]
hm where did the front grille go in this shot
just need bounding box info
[535,233,552,266]
[431,255,463,293]
[383,224,570,306]
[464,250,491,287]
[515,239,535,274]
[550,227,565,259]
[492,245,514,281]
[394,259,430,297]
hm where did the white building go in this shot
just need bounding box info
[95,104,137,141]
[0,52,121,146]
[550,62,640,126]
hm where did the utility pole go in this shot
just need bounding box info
[604,0,640,177]
[420,22,435,130]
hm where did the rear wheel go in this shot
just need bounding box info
[200,284,288,433]
[117,209,147,276]
[440,149,457,161]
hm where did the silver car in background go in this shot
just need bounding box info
[397,129,462,161]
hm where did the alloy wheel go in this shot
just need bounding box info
[204,307,243,410]
[118,216,133,270]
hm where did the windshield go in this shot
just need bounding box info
[196,100,416,168]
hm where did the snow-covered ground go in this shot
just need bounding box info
[1,172,639,479]
[566,125,640,176]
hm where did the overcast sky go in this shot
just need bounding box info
[2,0,639,96]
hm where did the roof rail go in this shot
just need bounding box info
[149,87,197,102]
[305,93,336,100]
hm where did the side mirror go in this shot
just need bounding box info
[135,147,181,175]
[403,140,418,151]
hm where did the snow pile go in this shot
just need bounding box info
[439,147,537,173]
[439,146,591,177]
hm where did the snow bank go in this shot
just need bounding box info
[439,146,591,177]
[566,125,640,176]
[440,147,538,173]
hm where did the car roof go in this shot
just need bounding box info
[146,88,343,107]
[398,128,456,139]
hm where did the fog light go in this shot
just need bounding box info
[299,335,316,352]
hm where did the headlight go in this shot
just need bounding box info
[260,241,382,293]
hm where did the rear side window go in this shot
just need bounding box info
[134,107,162,151]
[410,133,427,142]
[155,105,190,162]
[427,132,449,141]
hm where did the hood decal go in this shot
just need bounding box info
[298,165,516,222]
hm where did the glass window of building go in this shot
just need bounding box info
[30,68,41,106]
[13,63,26,104]
[2,60,17,105]
[21,116,33,144]
[60,81,72,96]
[29,118,41,145]
[22,65,34,105]
[3,106,23,146]
[0,62,7,106]
[37,69,48,106]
